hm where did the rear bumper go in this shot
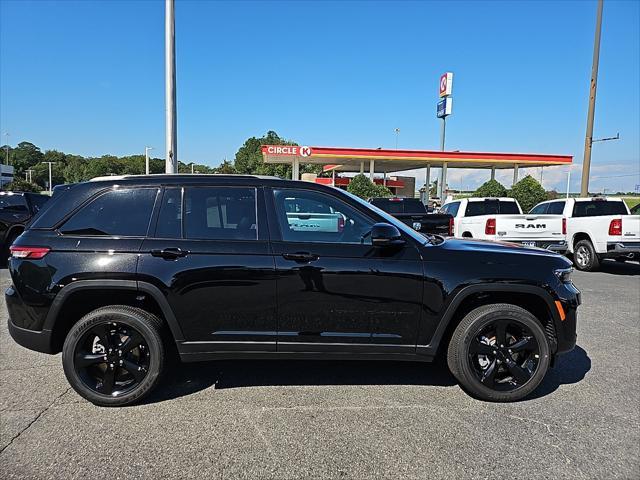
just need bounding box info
[8,318,54,354]
[603,242,640,258]
[508,240,568,253]
[5,286,55,354]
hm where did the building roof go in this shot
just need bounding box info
[261,145,572,173]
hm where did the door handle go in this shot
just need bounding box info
[282,252,319,263]
[151,247,189,259]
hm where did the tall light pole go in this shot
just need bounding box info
[165,0,178,174]
[580,0,604,197]
[42,162,56,194]
[394,128,400,150]
[145,146,153,174]
[4,132,9,165]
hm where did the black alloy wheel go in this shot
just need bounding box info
[62,306,165,407]
[467,319,540,391]
[447,303,550,402]
[74,322,150,396]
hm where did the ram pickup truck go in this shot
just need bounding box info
[441,197,567,252]
[369,197,453,236]
[529,197,640,271]
[1,191,50,262]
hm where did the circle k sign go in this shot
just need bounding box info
[300,146,312,157]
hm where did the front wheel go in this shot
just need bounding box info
[447,303,550,402]
[62,306,165,407]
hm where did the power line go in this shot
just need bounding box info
[590,173,640,180]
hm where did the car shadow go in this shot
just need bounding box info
[596,259,640,276]
[142,345,591,405]
[142,358,458,405]
[527,345,591,400]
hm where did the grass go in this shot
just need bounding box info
[623,197,640,210]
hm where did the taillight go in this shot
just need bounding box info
[562,218,567,235]
[449,217,454,236]
[485,218,496,235]
[9,246,50,259]
[609,219,622,236]
[338,217,345,232]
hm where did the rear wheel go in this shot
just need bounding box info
[447,303,550,402]
[574,239,600,271]
[62,306,165,407]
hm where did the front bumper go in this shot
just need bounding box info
[553,282,580,355]
[604,241,640,259]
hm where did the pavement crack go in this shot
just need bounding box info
[241,408,275,455]
[0,387,72,455]
[503,413,587,479]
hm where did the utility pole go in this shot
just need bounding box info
[165,0,178,173]
[580,0,604,197]
[145,146,153,175]
[4,132,9,165]
[42,162,56,194]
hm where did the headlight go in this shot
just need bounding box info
[554,267,573,284]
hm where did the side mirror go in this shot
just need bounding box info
[371,222,405,247]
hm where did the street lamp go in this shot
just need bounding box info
[3,132,9,165]
[41,162,56,195]
[394,128,400,150]
[145,146,154,175]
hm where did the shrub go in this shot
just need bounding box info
[473,179,508,198]
[347,174,392,199]
[510,175,547,213]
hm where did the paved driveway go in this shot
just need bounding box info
[1,262,639,479]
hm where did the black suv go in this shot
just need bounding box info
[1,191,50,262]
[6,175,579,406]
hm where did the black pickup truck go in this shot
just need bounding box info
[370,197,452,236]
[1,191,50,262]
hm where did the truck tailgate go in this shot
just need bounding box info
[496,214,565,241]
[621,215,640,240]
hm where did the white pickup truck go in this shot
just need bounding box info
[529,197,640,271]
[440,197,567,252]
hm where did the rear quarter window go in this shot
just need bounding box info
[60,188,158,236]
[572,200,629,217]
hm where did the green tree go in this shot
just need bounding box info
[346,174,392,199]
[233,130,320,178]
[510,175,547,213]
[473,179,508,198]
[2,178,43,193]
[10,142,44,175]
[215,160,236,174]
[63,156,88,183]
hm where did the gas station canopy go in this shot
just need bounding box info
[261,145,573,174]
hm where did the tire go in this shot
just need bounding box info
[62,306,165,407]
[574,239,600,271]
[447,303,550,402]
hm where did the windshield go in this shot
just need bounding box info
[339,189,429,245]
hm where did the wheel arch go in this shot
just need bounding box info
[419,284,560,358]
[571,232,593,252]
[46,280,184,353]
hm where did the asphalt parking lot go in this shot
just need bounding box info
[1,262,639,479]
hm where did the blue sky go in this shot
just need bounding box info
[1,0,639,192]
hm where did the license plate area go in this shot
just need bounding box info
[522,241,536,247]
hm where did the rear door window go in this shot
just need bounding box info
[60,188,158,236]
[184,187,257,241]
[529,203,549,215]
[572,200,628,217]
[547,201,566,215]
[442,201,460,216]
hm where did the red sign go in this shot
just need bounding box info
[439,72,453,97]
[261,145,313,156]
